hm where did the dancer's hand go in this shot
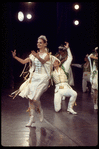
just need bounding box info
[86,54,89,57]
[64,42,69,48]
[31,50,39,59]
[11,50,16,58]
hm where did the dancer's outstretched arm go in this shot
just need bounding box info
[11,50,30,64]
[72,64,82,68]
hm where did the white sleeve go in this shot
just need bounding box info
[72,64,82,68]
[62,48,73,72]
[67,48,73,61]
[88,55,92,73]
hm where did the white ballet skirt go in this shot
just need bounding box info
[13,53,50,101]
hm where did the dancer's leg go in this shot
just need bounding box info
[54,92,62,112]
[82,78,87,92]
[26,99,35,127]
[93,89,98,109]
[33,99,44,122]
[63,86,77,114]
[67,90,77,112]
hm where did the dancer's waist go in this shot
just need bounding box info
[34,68,46,74]
[55,82,68,85]
[55,82,68,89]
[55,82,71,92]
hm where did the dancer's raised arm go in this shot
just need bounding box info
[11,50,30,64]
[89,53,98,60]
[62,42,73,72]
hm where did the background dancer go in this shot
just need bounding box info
[11,35,51,126]
[72,54,91,93]
[88,47,98,109]
[55,44,74,86]
[51,42,77,114]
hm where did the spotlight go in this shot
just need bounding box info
[74,4,79,10]
[26,13,32,19]
[74,20,79,25]
[18,11,24,21]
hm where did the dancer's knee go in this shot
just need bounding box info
[33,98,37,103]
[73,91,77,98]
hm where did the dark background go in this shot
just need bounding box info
[1,2,98,89]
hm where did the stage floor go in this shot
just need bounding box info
[1,86,98,146]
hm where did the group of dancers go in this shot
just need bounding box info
[10,35,98,127]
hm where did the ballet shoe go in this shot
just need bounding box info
[67,108,77,114]
[25,116,35,127]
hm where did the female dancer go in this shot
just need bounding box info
[11,35,50,126]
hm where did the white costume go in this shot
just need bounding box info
[68,66,74,86]
[58,50,74,86]
[52,48,77,114]
[11,53,50,101]
[88,52,98,110]
[72,62,91,92]
[88,54,98,90]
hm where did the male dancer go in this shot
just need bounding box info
[55,44,74,86]
[52,42,77,114]
[72,54,91,93]
[88,47,98,109]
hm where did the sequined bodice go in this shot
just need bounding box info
[34,53,47,74]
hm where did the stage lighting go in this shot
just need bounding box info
[26,13,32,19]
[18,11,24,21]
[74,20,79,25]
[74,4,80,10]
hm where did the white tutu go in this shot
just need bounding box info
[19,72,49,100]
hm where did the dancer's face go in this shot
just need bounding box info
[59,50,64,56]
[84,57,88,62]
[53,60,60,68]
[37,39,46,50]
